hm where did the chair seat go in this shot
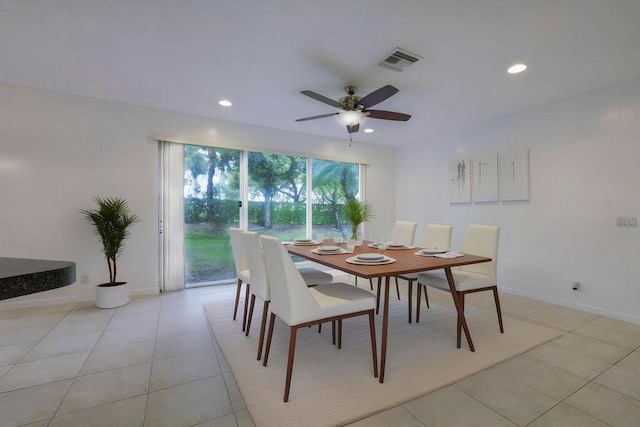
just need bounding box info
[297,283,375,324]
[238,269,250,283]
[298,267,333,285]
[417,269,494,292]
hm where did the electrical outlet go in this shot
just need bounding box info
[571,281,580,291]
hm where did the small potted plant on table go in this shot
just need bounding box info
[81,196,140,308]
[344,199,374,242]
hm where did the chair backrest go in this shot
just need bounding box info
[389,220,417,245]
[420,224,453,251]
[228,227,249,275]
[459,224,499,280]
[242,231,269,301]
[259,235,320,325]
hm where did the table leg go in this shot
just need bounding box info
[444,267,475,352]
[379,275,390,383]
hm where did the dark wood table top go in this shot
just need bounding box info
[285,240,491,278]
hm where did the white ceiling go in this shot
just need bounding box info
[2,0,640,147]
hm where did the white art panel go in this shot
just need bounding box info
[499,149,530,201]
[473,153,498,202]
[449,157,471,203]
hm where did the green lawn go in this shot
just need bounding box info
[184,223,342,284]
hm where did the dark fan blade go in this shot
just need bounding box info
[347,123,360,134]
[296,113,339,122]
[300,90,343,109]
[366,110,411,121]
[358,85,399,109]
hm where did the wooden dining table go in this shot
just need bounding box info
[286,240,491,383]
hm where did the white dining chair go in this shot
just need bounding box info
[370,220,417,305]
[394,224,452,323]
[229,227,251,331]
[242,231,334,359]
[416,224,502,348]
[260,235,378,402]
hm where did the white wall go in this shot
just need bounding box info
[397,77,640,323]
[0,84,396,307]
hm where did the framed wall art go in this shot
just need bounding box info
[499,149,529,201]
[472,153,498,202]
[449,157,471,203]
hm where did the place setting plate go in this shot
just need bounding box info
[346,253,396,265]
[292,238,320,246]
[414,249,448,257]
[311,245,349,255]
[367,242,414,250]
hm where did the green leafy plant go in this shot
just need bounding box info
[81,197,140,285]
[344,199,374,240]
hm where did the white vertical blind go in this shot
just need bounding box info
[161,141,185,292]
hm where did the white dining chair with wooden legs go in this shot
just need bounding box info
[396,224,453,323]
[417,224,502,348]
[260,235,378,402]
[229,227,251,331]
[372,220,416,310]
[242,231,334,360]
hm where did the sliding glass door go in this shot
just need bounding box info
[183,145,240,285]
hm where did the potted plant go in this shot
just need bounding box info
[81,196,140,308]
[344,199,374,241]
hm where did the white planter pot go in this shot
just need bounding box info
[96,282,129,308]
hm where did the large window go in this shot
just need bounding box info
[180,143,361,286]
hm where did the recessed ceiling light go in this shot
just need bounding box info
[507,63,527,74]
[363,128,374,133]
[218,100,232,107]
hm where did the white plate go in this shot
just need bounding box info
[293,240,319,246]
[312,248,348,255]
[318,246,341,252]
[294,238,313,243]
[357,253,385,261]
[346,255,396,265]
[387,245,415,250]
[419,249,447,255]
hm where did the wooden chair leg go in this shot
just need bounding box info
[376,278,382,314]
[423,284,430,308]
[332,320,336,345]
[263,312,276,367]
[416,281,421,323]
[369,278,374,290]
[318,323,322,333]
[337,319,343,349]
[257,300,270,360]
[492,287,504,333]
[241,283,251,332]
[233,279,242,320]
[355,276,358,287]
[245,294,256,336]
[407,279,413,323]
[283,326,298,402]
[368,310,378,378]
[395,277,401,300]
[457,292,465,349]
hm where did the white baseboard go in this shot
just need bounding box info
[500,286,640,325]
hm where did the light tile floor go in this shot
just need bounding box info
[0,283,638,426]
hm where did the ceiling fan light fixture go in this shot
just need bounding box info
[338,110,366,125]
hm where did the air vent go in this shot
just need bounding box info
[378,48,422,72]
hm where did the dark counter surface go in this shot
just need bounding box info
[0,257,76,300]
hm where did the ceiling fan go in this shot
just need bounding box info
[296,85,411,135]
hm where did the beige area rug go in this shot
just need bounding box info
[205,292,561,427]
